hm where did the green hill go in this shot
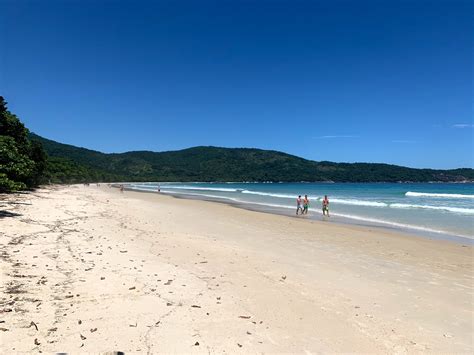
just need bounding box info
[29,133,474,183]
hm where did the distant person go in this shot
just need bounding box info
[303,195,309,214]
[157,185,161,193]
[322,195,329,217]
[120,184,124,193]
[296,195,303,215]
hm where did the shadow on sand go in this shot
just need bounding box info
[0,210,22,218]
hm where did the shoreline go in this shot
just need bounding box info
[123,185,474,245]
[1,185,473,353]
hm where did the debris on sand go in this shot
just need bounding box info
[239,315,251,319]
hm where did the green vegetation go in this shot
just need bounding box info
[43,157,123,184]
[30,133,474,183]
[0,97,47,192]
[1,95,472,190]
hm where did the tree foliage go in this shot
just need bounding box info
[0,97,47,192]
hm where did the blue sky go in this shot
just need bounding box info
[2,0,472,168]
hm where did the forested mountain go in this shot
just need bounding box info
[29,133,474,183]
[2,94,471,192]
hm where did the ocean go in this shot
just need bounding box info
[126,182,474,242]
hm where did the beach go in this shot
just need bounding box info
[1,185,473,353]
[127,182,474,240]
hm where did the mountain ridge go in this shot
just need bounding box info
[29,133,474,183]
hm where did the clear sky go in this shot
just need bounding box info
[2,0,472,169]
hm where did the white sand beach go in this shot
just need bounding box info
[1,185,473,353]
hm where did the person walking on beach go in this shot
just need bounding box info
[120,184,124,193]
[322,195,329,217]
[303,195,309,215]
[296,195,303,215]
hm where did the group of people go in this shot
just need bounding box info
[296,195,310,215]
[296,195,330,217]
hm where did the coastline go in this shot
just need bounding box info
[1,185,473,353]
[124,185,474,245]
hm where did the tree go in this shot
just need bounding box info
[0,96,47,192]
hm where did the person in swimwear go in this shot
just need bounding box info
[303,195,309,214]
[296,195,303,215]
[322,195,329,216]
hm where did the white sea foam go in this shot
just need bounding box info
[160,186,239,192]
[330,198,387,207]
[241,190,309,199]
[406,191,474,199]
[390,203,474,215]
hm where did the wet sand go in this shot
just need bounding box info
[1,185,473,353]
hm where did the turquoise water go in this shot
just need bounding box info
[127,182,474,240]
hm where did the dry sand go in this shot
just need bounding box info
[0,185,473,354]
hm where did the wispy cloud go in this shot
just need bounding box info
[314,135,359,139]
[453,123,474,128]
[392,140,417,143]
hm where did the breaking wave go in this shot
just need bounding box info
[406,192,474,199]
[160,185,240,192]
[390,203,474,215]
